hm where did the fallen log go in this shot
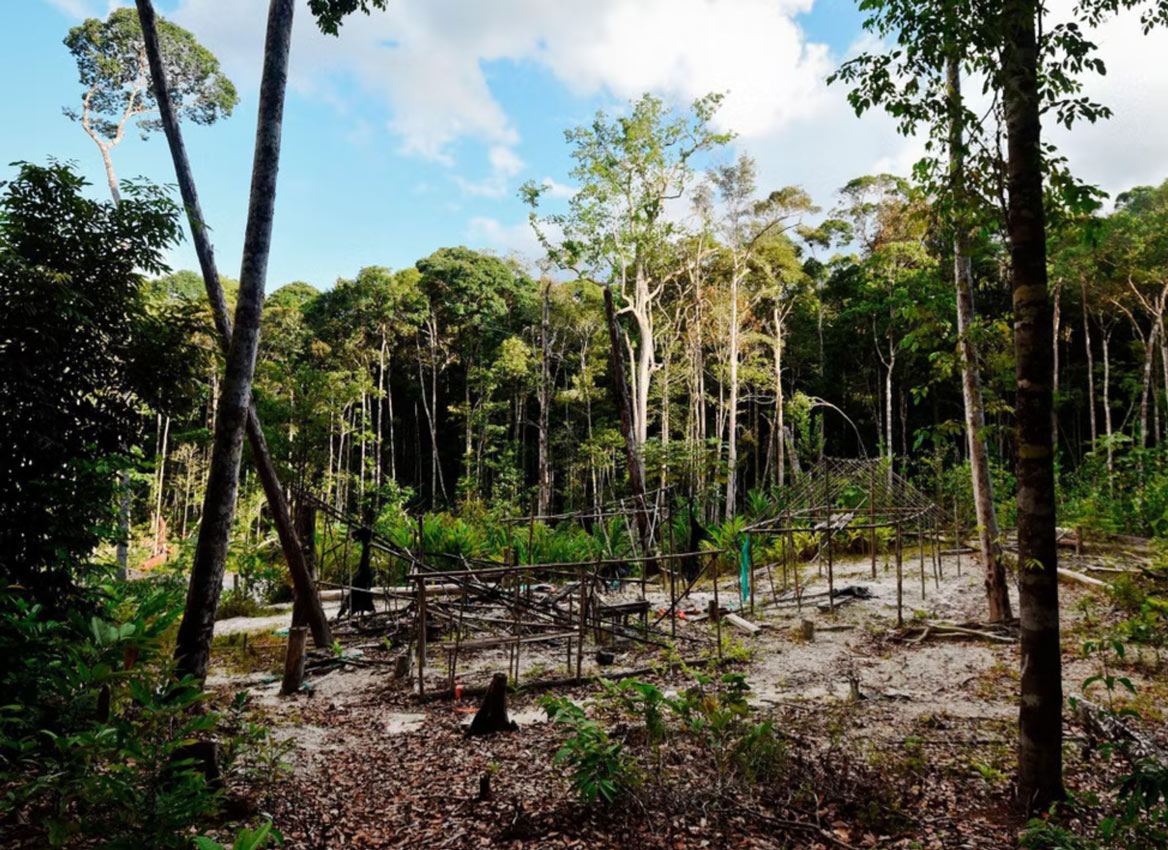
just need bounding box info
[723,613,761,635]
[1057,568,1108,589]
[1074,696,1167,765]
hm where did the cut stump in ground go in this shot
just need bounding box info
[467,672,518,736]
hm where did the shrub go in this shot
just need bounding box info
[541,696,639,804]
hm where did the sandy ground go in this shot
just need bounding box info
[209,548,1041,756]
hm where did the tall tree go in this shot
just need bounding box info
[1001,0,1063,810]
[64,7,237,204]
[524,94,730,448]
[947,55,1012,622]
[174,0,298,680]
[708,156,815,517]
[134,0,332,650]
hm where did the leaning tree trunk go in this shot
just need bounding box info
[172,0,299,681]
[137,0,331,650]
[1003,0,1064,811]
[948,53,1012,623]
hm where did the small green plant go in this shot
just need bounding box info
[540,695,639,804]
[1023,647,1168,849]
[194,821,282,850]
[1081,639,1137,714]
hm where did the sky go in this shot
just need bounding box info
[3,0,1168,292]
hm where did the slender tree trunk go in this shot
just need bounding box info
[92,125,132,580]
[885,343,895,485]
[948,53,1011,622]
[773,307,785,488]
[725,268,741,520]
[1138,322,1158,449]
[1082,286,1097,445]
[1052,280,1062,451]
[1103,325,1114,480]
[137,0,330,650]
[376,334,386,493]
[1004,0,1064,810]
[1158,311,1168,445]
[538,281,552,516]
[387,353,397,482]
[153,415,170,554]
[98,143,122,205]
[172,0,302,681]
[604,286,653,560]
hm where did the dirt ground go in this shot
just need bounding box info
[205,547,1168,849]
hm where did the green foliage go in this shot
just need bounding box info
[0,580,280,848]
[543,672,787,808]
[64,8,237,143]
[540,696,639,804]
[0,161,198,603]
[194,821,282,850]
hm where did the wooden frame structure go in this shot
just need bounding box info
[744,458,948,626]
[290,487,726,697]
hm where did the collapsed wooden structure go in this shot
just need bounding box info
[288,488,727,696]
[745,458,949,626]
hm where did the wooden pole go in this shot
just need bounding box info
[919,525,926,601]
[280,626,307,695]
[933,515,942,586]
[667,501,677,639]
[954,496,962,577]
[712,552,723,662]
[896,522,903,628]
[576,562,587,680]
[870,462,878,579]
[416,576,427,696]
[826,523,835,613]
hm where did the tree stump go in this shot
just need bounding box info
[467,672,518,736]
[392,652,410,679]
[281,626,308,695]
[800,619,815,642]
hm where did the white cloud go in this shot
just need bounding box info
[540,177,576,199]
[1045,2,1168,200]
[467,215,546,263]
[53,0,1168,212]
[453,144,527,197]
[167,0,836,159]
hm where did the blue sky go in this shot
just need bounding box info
[3,1,1166,292]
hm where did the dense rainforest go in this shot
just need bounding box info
[4,1,1168,849]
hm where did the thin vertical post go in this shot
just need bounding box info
[789,514,800,610]
[667,499,677,639]
[932,514,941,587]
[919,523,926,600]
[826,524,834,613]
[954,496,962,577]
[870,462,877,579]
[895,522,903,628]
[416,576,427,696]
[749,535,756,615]
[576,562,587,680]
[712,552,723,662]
